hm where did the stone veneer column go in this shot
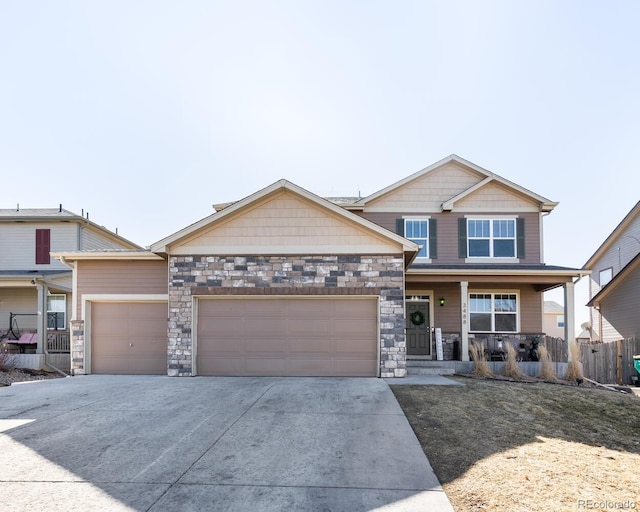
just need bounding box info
[70,319,85,375]
[168,255,407,377]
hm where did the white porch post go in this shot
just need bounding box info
[36,283,47,354]
[564,281,576,360]
[460,281,469,361]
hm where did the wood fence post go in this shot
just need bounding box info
[617,339,623,385]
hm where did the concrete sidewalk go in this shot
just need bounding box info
[0,376,454,511]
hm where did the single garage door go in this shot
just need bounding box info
[91,302,167,374]
[197,297,378,377]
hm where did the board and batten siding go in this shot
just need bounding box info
[74,260,168,319]
[0,223,78,271]
[356,211,542,265]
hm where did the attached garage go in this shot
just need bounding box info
[196,297,378,377]
[91,302,168,374]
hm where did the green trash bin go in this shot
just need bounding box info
[634,355,640,386]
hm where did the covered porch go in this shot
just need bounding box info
[0,271,72,371]
[404,265,588,363]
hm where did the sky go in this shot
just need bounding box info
[1,1,639,329]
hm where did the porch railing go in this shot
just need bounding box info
[47,331,70,353]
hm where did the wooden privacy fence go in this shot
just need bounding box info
[579,337,640,385]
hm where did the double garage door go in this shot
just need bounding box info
[197,298,378,377]
[90,298,378,377]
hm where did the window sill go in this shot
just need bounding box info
[465,257,519,264]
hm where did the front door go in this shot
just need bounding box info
[406,301,431,357]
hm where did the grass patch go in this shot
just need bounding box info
[392,378,640,511]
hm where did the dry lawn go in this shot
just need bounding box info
[392,377,640,512]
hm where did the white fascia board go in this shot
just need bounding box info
[51,251,164,261]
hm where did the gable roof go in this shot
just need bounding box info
[587,251,640,307]
[583,201,640,269]
[0,207,142,250]
[151,179,419,264]
[544,300,564,314]
[349,154,558,212]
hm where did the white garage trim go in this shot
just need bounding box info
[82,294,168,374]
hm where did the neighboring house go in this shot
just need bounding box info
[543,301,565,339]
[55,155,585,378]
[583,201,640,342]
[0,207,141,369]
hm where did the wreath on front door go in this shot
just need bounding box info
[410,310,426,326]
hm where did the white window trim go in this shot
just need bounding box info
[468,291,520,333]
[403,216,431,263]
[464,215,519,262]
[557,315,565,328]
[599,267,613,287]
[47,294,66,330]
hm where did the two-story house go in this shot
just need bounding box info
[0,207,141,370]
[583,201,640,342]
[542,301,565,340]
[55,155,584,377]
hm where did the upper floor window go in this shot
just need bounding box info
[469,293,518,332]
[460,217,524,260]
[404,219,429,258]
[397,218,437,260]
[35,229,51,265]
[47,294,66,330]
[557,315,565,328]
[468,219,515,257]
[599,267,613,287]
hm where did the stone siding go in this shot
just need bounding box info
[70,319,85,375]
[169,255,407,377]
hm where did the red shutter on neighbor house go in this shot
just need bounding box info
[35,229,51,264]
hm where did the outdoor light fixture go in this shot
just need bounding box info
[439,297,445,307]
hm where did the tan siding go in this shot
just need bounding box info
[0,288,38,331]
[75,260,167,318]
[366,162,483,210]
[404,283,543,333]
[174,190,400,254]
[357,211,541,265]
[455,181,540,210]
[543,313,565,338]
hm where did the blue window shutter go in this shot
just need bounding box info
[517,218,525,258]
[458,218,467,258]
[429,219,437,259]
[396,218,404,236]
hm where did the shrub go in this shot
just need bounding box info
[470,341,493,378]
[0,343,17,372]
[501,342,523,379]
[564,339,584,383]
[537,345,557,381]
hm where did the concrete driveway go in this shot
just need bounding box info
[0,376,453,511]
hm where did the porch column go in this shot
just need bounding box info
[460,281,469,361]
[564,281,576,360]
[36,283,47,354]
